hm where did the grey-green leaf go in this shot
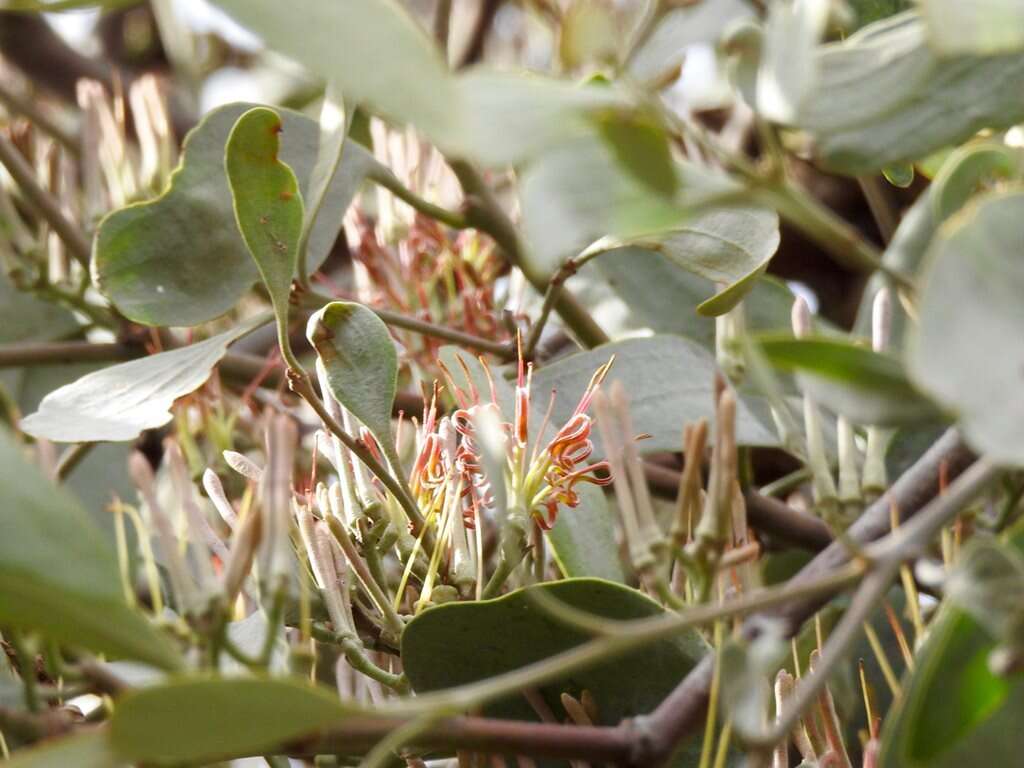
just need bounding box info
[798,13,1024,174]
[758,334,940,425]
[520,133,741,274]
[20,317,267,442]
[4,731,122,768]
[402,578,707,736]
[920,0,1024,55]
[531,336,780,453]
[908,188,1024,464]
[0,429,182,670]
[211,0,455,143]
[93,102,378,327]
[225,107,304,331]
[110,676,354,764]
[307,301,398,466]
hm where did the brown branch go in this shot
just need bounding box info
[744,490,832,551]
[633,428,975,764]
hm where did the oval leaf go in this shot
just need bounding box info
[908,188,1024,463]
[110,676,353,764]
[93,103,378,327]
[797,13,1024,173]
[530,336,781,452]
[758,334,939,425]
[307,301,398,465]
[225,107,304,328]
[20,317,267,443]
[0,430,182,670]
[402,578,707,729]
[4,731,121,768]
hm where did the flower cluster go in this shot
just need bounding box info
[409,350,614,532]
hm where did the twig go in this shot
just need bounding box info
[372,306,513,359]
[0,132,91,267]
[457,0,504,69]
[742,456,998,748]
[55,441,94,481]
[301,290,514,359]
[632,429,976,762]
[0,80,78,155]
[522,258,578,360]
[857,176,898,245]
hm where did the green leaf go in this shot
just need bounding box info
[212,0,455,143]
[110,676,354,764]
[628,0,752,82]
[797,13,1024,174]
[548,484,626,583]
[454,72,631,168]
[595,110,678,198]
[854,141,1022,347]
[756,0,829,123]
[881,520,1024,767]
[4,731,121,768]
[402,578,707,733]
[920,0,1024,55]
[93,102,377,327]
[882,163,915,188]
[571,249,799,349]
[210,1,632,169]
[225,106,304,337]
[520,133,741,274]
[307,301,399,468]
[300,84,348,281]
[929,143,1024,220]
[758,334,939,425]
[908,188,1024,463]
[0,429,182,670]
[880,607,1016,767]
[531,336,780,454]
[20,317,267,443]
[0,273,79,345]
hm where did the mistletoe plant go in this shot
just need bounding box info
[2,1,1024,767]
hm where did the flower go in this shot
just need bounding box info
[410,347,614,531]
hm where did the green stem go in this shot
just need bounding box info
[757,181,914,293]
[450,159,609,349]
[325,516,406,642]
[290,371,429,545]
[368,167,470,230]
[257,583,288,668]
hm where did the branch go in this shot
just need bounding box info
[0,132,91,266]
[299,714,635,763]
[744,490,832,551]
[633,428,976,763]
